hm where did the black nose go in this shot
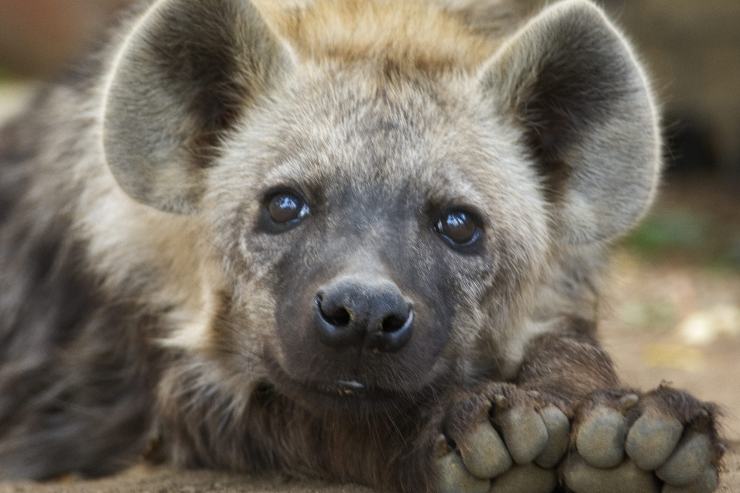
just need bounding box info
[314,277,414,352]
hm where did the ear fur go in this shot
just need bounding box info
[482,0,661,244]
[102,0,291,213]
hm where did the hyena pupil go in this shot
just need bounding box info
[266,191,310,225]
[434,210,483,248]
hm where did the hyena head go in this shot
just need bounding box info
[102,0,660,409]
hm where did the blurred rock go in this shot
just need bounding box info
[679,305,740,346]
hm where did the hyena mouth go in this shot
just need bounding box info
[298,380,419,412]
[263,351,416,409]
[313,380,397,399]
[322,380,367,396]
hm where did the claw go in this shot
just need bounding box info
[619,393,640,413]
[434,433,452,458]
[493,394,507,408]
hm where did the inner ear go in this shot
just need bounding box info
[517,22,637,201]
[481,0,661,245]
[103,0,292,214]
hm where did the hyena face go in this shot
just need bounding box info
[102,0,659,409]
[205,65,550,405]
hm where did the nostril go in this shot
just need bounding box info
[381,314,407,333]
[368,308,414,353]
[327,308,351,327]
[316,295,351,327]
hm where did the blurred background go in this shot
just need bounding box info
[0,0,738,445]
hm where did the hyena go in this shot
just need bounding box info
[0,0,726,492]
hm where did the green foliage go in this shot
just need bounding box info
[626,209,740,270]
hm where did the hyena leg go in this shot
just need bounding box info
[432,320,621,493]
[432,322,725,493]
[565,386,725,493]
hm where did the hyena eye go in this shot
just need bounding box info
[267,192,310,226]
[434,210,482,248]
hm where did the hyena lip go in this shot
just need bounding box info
[263,351,417,409]
[323,380,367,395]
[313,380,397,399]
[297,375,409,403]
[294,380,420,413]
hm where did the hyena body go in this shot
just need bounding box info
[0,0,725,491]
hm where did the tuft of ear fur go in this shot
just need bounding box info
[102,0,292,214]
[481,0,661,245]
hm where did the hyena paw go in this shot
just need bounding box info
[564,386,725,493]
[434,383,569,493]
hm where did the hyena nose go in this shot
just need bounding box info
[314,278,414,353]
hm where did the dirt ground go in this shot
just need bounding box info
[0,456,737,493]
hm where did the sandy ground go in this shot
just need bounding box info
[0,455,737,493]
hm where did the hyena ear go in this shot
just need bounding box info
[102,0,292,213]
[481,0,661,244]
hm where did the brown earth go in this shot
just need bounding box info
[0,454,737,493]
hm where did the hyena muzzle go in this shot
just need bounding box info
[0,0,726,492]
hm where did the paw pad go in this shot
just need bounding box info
[568,389,723,493]
[656,431,714,486]
[576,406,627,468]
[458,421,511,479]
[497,405,549,465]
[625,412,683,470]
[563,453,659,493]
[434,387,569,493]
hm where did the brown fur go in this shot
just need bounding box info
[255,0,499,71]
[0,0,724,491]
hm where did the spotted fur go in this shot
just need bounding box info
[0,1,702,492]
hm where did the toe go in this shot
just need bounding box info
[492,464,558,493]
[457,420,512,479]
[662,469,719,493]
[656,431,714,487]
[536,405,570,468]
[497,405,549,464]
[576,406,627,468]
[435,451,491,493]
[625,412,683,470]
[563,454,660,493]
